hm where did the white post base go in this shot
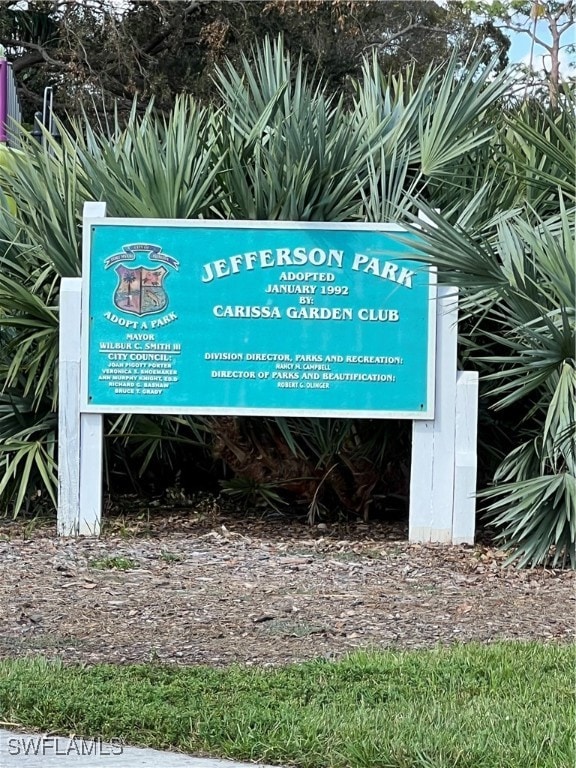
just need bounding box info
[452,371,479,544]
[409,288,479,545]
[57,202,106,536]
[78,413,104,535]
[57,278,104,536]
[57,277,82,536]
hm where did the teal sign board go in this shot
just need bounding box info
[81,221,436,418]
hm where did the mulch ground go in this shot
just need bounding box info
[0,502,573,667]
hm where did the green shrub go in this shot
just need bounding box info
[1,38,573,568]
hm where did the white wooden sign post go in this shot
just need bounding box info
[58,202,478,541]
[58,202,106,535]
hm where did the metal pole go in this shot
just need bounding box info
[42,86,53,137]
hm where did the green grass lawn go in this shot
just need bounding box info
[0,642,574,768]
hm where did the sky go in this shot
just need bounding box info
[431,0,575,77]
[506,18,575,76]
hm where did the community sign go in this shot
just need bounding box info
[81,220,436,418]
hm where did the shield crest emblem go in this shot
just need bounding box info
[114,265,168,316]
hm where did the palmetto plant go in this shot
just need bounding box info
[479,203,574,567]
[0,97,223,514]
[0,36,572,567]
[407,90,575,566]
[213,36,371,222]
[209,40,514,521]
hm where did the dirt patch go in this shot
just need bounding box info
[0,508,573,666]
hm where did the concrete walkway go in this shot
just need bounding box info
[0,730,279,767]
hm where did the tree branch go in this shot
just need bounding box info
[1,38,67,69]
[2,48,44,75]
[553,1,574,22]
[362,23,455,52]
[142,0,205,56]
[499,24,551,50]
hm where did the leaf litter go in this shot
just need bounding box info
[0,504,573,667]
